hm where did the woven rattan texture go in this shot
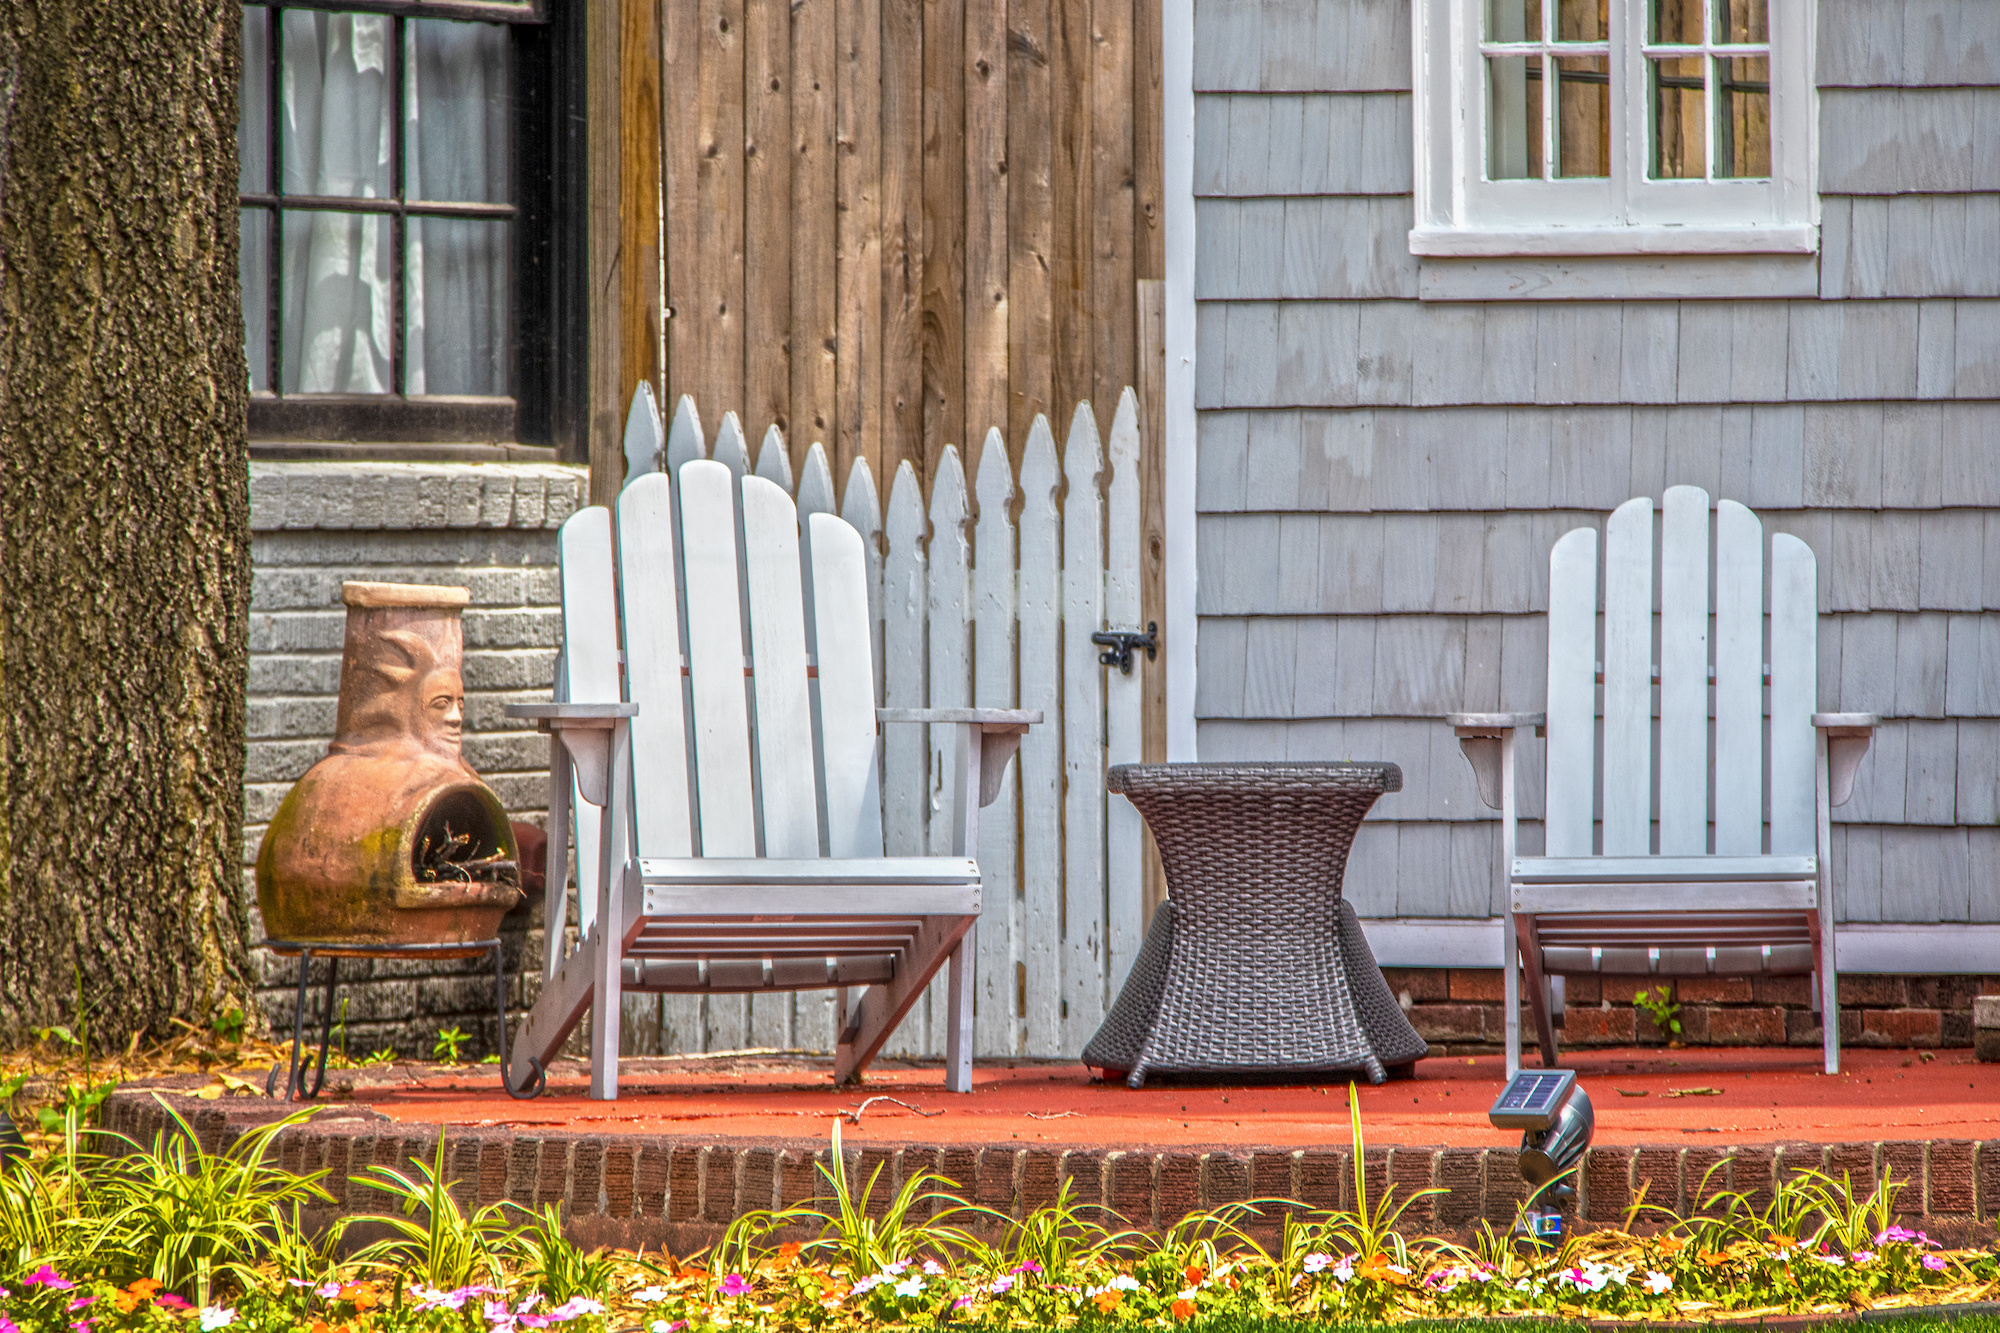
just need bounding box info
[1092,763,1423,1087]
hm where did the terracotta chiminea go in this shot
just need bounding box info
[256,582,521,946]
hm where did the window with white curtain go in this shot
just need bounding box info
[1410,0,1817,259]
[239,1,576,449]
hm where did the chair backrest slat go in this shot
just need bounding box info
[1769,534,1818,855]
[741,475,822,858]
[677,459,759,856]
[1658,485,1710,856]
[805,512,885,857]
[1544,527,1599,857]
[1600,497,1654,857]
[617,474,695,859]
[558,508,621,933]
[1713,499,1764,855]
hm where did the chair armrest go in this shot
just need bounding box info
[1447,711,1546,736]
[1813,713,1878,809]
[877,708,1042,733]
[505,702,639,731]
[1445,713,1542,811]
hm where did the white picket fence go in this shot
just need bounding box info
[591,384,1148,1060]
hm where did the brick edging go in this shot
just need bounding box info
[101,1090,2000,1252]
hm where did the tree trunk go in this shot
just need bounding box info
[0,2,250,1043]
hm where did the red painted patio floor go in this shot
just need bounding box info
[331,1046,2000,1149]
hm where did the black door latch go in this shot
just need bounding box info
[1089,623,1158,675]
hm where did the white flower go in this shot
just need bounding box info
[1816,1255,1846,1268]
[1176,1287,1200,1302]
[885,1260,911,1276]
[988,1275,1016,1295]
[1108,1274,1141,1292]
[633,1285,674,1304]
[1303,1253,1333,1274]
[1331,1257,1355,1284]
[550,1296,605,1320]
[892,1276,925,1298]
[849,1275,885,1295]
[922,1260,945,1276]
[1645,1271,1673,1295]
[199,1310,237,1332]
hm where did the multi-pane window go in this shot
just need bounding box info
[239,1,582,450]
[1411,0,1811,258]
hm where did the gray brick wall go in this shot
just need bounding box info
[245,461,583,1056]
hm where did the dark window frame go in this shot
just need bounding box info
[242,0,587,462]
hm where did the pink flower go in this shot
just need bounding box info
[156,1295,192,1311]
[1851,1250,1877,1264]
[66,1297,94,1312]
[719,1274,753,1298]
[953,1296,973,1310]
[1876,1225,1932,1246]
[1010,1261,1043,1275]
[549,1297,604,1321]
[0,1312,19,1333]
[1923,1254,1948,1272]
[25,1267,74,1291]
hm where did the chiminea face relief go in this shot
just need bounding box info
[255,582,522,945]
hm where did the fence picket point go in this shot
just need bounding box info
[797,443,838,517]
[1105,387,1145,995]
[755,424,796,492]
[973,427,1021,1056]
[1017,414,1064,1058]
[1060,401,1108,1053]
[714,411,752,478]
[666,394,706,474]
[625,383,665,482]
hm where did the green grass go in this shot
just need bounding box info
[964,1317,2000,1333]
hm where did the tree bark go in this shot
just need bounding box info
[0,2,250,1043]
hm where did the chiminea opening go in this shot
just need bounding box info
[412,789,521,891]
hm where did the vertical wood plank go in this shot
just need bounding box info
[1544,527,1599,858]
[1132,0,1165,281]
[1658,486,1710,855]
[588,0,625,504]
[1017,415,1064,1055]
[1770,534,1819,856]
[973,429,1020,1056]
[697,0,747,414]
[882,461,930,859]
[792,0,839,463]
[746,0,794,441]
[963,0,1009,458]
[622,0,663,416]
[1049,0,1091,422]
[1714,499,1765,856]
[1600,497,1654,857]
[881,0,925,485]
[1135,280,1168,926]
[1008,0,1055,445]
[924,448,972,1051]
[1061,401,1107,1052]
[841,457,886,699]
[922,0,966,481]
[1104,390,1145,995]
[837,0,884,484]
[1089,0,1135,419]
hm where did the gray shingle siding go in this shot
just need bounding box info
[1192,0,2000,922]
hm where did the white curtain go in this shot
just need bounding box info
[245,10,510,397]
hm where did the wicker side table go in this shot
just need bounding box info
[1083,762,1428,1088]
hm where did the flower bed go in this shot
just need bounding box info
[0,1098,1994,1332]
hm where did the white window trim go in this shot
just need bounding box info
[1411,0,1818,260]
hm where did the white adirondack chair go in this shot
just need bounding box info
[1448,487,1876,1077]
[503,399,1037,1100]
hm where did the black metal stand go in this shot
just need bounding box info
[259,938,514,1101]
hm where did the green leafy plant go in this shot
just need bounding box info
[211,1006,247,1046]
[803,1120,982,1277]
[505,1202,619,1303]
[1325,1081,1444,1266]
[346,1134,526,1288]
[364,1047,399,1065]
[34,1079,114,1135]
[1632,985,1683,1036]
[72,1097,331,1306]
[432,1025,471,1063]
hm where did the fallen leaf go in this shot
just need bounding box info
[1664,1086,1723,1097]
[1615,1088,1648,1097]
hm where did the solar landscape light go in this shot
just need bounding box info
[1488,1068,1594,1247]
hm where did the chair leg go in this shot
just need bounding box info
[1516,924,1559,1067]
[944,927,974,1094]
[1504,925,1522,1078]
